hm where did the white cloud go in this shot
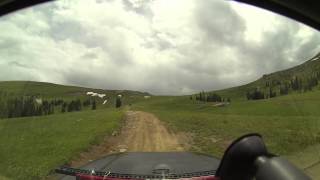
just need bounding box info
[0,0,319,95]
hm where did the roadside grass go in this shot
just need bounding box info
[132,91,320,158]
[0,108,124,180]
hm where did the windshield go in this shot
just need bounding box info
[0,0,320,180]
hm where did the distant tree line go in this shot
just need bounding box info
[246,88,265,100]
[193,91,230,103]
[247,72,320,100]
[5,97,57,118]
[61,99,82,113]
[61,98,99,112]
[0,92,98,119]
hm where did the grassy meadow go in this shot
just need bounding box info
[0,108,124,180]
[0,81,148,179]
[1,78,320,179]
[132,91,320,158]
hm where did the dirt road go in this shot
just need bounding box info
[116,111,185,152]
[69,111,188,167]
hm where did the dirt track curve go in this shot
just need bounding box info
[69,111,188,167]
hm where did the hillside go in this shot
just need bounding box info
[130,53,320,179]
[212,52,320,101]
[0,81,150,97]
[0,81,150,119]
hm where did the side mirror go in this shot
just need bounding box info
[216,134,268,180]
[255,156,311,180]
[216,134,311,180]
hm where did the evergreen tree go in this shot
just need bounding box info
[265,81,269,87]
[246,91,251,100]
[269,88,276,98]
[115,97,122,108]
[48,104,54,114]
[61,102,67,113]
[36,106,43,116]
[75,99,82,111]
[42,100,50,115]
[291,76,300,91]
[83,99,91,107]
[280,84,289,95]
[67,101,74,112]
[206,93,222,102]
[92,100,97,110]
[247,88,264,100]
[199,92,203,102]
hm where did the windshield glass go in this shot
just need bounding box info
[0,0,320,179]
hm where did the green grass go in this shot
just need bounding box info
[132,91,320,158]
[0,108,124,180]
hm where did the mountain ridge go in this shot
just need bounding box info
[211,51,320,100]
[0,80,150,97]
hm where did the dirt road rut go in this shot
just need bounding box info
[117,111,184,152]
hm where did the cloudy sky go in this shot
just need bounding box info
[0,0,320,95]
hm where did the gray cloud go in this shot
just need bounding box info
[81,52,98,60]
[294,33,320,61]
[0,0,319,95]
[8,61,32,69]
[195,0,246,45]
[122,0,154,18]
[238,20,320,78]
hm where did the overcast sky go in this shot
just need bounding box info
[0,0,320,95]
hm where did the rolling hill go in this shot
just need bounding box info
[0,81,150,118]
[0,81,150,97]
[212,52,320,100]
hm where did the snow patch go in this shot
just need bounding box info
[86,92,107,99]
[98,94,106,98]
[103,100,108,105]
[35,98,42,105]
